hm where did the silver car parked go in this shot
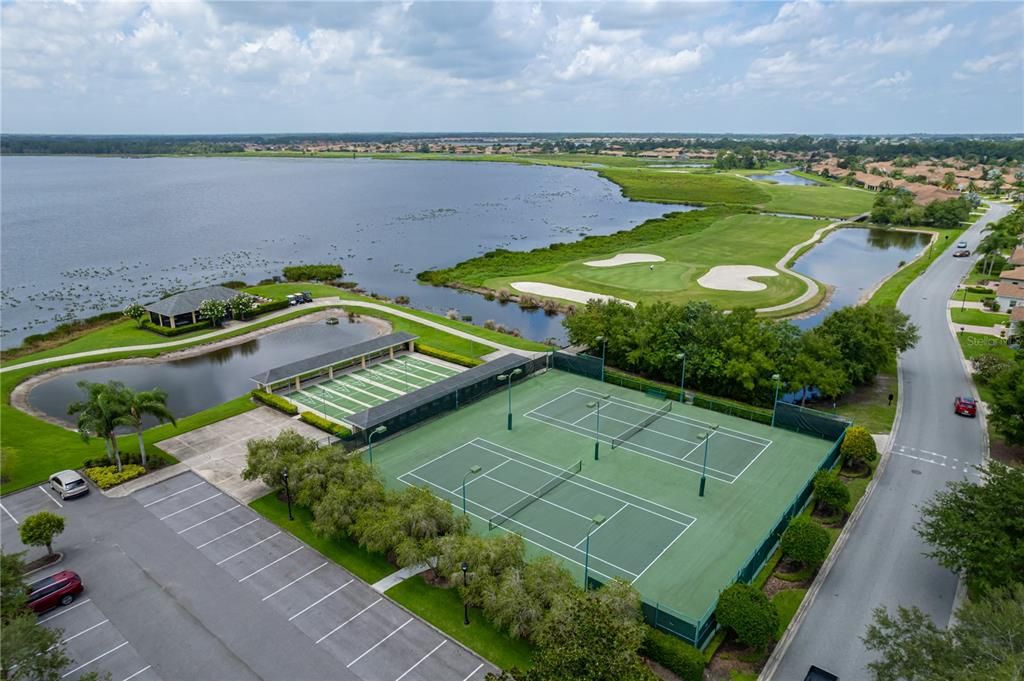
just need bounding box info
[49,470,89,499]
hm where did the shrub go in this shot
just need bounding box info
[813,470,850,514]
[483,320,497,330]
[83,465,147,490]
[542,299,560,315]
[715,583,779,650]
[840,426,877,469]
[335,281,359,289]
[221,280,248,289]
[517,295,541,309]
[141,320,212,337]
[972,352,1013,384]
[780,517,830,569]
[282,264,344,281]
[967,285,995,295]
[299,411,353,438]
[82,450,172,470]
[497,288,511,302]
[19,511,66,556]
[251,298,290,316]
[251,390,299,415]
[394,295,410,305]
[446,309,460,320]
[640,627,704,681]
[122,302,147,328]
[416,344,484,368]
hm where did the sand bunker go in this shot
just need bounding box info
[698,265,779,292]
[583,253,665,268]
[511,282,636,307]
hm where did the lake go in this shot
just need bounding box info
[750,169,820,186]
[0,156,676,348]
[27,320,379,425]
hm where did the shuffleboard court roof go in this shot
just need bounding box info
[347,352,531,431]
[144,285,240,316]
[250,331,418,385]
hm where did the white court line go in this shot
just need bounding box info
[316,598,382,644]
[631,523,692,585]
[310,383,369,410]
[403,441,482,478]
[238,547,302,582]
[196,518,258,548]
[62,641,130,678]
[121,665,152,681]
[346,618,413,668]
[573,504,628,548]
[446,460,509,495]
[461,663,485,681]
[394,640,447,681]
[159,493,222,520]
[177,505,241,534]
[407,356,461,376]
[731,440,773,481]
[262,562,328,600]
[299,388,357,415]
[396,359,450,380]
[350,373,404,396]
[330,378,390,403]
[216,531,281,565]
[0,503,19,525]
[289,579,354,620]
[39,486,63,508]
[56,619,108,646]
[481,473,598,523]
[142,480,205,507]
[38,599,91,623]
[367,365,430,389]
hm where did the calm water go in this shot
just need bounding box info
[1,156,677,347]
[750,169,820,186]
[792,227,931,329]
[28,320,378,425]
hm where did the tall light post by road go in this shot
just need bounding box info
[677,352,686,403]
[497,368,522,430]
[697,425,718,497]
[461,562,470,625]
[282,468,293,521]
[367,425,387,465]
[583,515,606,589]
[462,465,482,515]
[771,373,782,428]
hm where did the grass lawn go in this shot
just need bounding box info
[950,308,1010,327]
[387,576,536,671]
[249,492,394,583]
[833,363,898,433]
[950,288,996,303]
[869,228,964,309]
[957,332,1015,361]
[771,588,807,638]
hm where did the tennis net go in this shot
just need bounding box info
[611,401,672,449]
[488,460,583,530]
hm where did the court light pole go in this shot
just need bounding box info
[462,465,482,515]
[583,515,606,590]
[497,368,523,430]
[771,374,782,428]
[677,352,686,403]
[595,336,607,382]
[282,468,293,521]
[697,425,719,497]
[461,562,470,625]
[585,395,609,460]
[367,425,387,465]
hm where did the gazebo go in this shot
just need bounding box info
[145,285,240,329]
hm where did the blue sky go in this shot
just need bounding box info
[2,1,1021,134]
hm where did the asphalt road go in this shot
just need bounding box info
[770,202,1012,680]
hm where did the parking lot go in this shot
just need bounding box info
[135,472,493,681]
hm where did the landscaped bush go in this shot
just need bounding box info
[283,264,344,281]
[251,298,291,315]
[416,344,484,368]
[780,517,830,569]
[82,450,172,470]
[141,320,212,337]
[299,411,352,438]
[841,426,878,469]
[641,627,705,681]
[221,280,249,289]
[812,470,850,514]
[968,286,995,295]
[334,281,359,289]
[715,583,779,650]
[84,464,147,489]
[250,390,299,415]
[517,295,541,309]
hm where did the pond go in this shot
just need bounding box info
[1,156,676,348]
[791,227,932,329]
[749,169,820,186]
[27,319,378,426]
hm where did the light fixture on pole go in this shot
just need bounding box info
[282,468,293,520]
[677,352,686,403]
[462,465,482,515]
[461,562,470,625]
[583,515,606,589]
[497,368,523,430]
[698,425,718,497]
[367,425,387,464]
[771,373,782,428]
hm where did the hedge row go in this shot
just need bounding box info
[250,298,291,316]
[415,344,484,368]
[251,390,299,415]
[84,465,147,490]
[142,320,212,336]
[299,411,353,438]
[641,627,704,681]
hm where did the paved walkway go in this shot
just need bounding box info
[947,300,987,310]
[953,322,1006,337]
[1,298,537,374]
[371,563,430,593]
[755,221,843,315]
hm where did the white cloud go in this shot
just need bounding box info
[953,51,1021,80]
[746,51,818,88]
[705,0,825,46]
[873,70,912,88]
[855,23,953,55]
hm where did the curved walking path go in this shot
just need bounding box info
[754,221,843,315]
[1,298,532,374]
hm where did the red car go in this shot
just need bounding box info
[27,570,83,613]
[953,396,977,417]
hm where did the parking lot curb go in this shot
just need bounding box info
[103,463,190,498]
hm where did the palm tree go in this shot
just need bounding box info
[941,172,957,191]
[68,381,129,472]
[121,388,176,468]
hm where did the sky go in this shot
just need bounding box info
[2,0,1022,135]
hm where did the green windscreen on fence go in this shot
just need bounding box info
[773,401,850,440]
[551,351,603,380]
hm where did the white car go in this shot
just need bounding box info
[49,470,89,499]
[957,241,968,249]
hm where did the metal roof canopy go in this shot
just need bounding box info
[347,352,531,431]
[250,331,418,385]
[144,285,241,316]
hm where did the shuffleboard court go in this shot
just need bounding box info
[525,387,771,483]
[398,438,694,584]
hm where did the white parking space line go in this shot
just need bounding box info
[62,641,129,678]
[158,493,222,520]
[238,547,303,582]
[39,486,64,508]
[461,663,484,681]
[121,665,152,681]
[262,562,328,601]
[394,640,446,681]
[57,619,109,646]
[196,519,258,549]
[315,598,382,644]
[288,579,354,621]
[216,531,281,565]
[177,505,241,534]
[143,481,206,507]
[38,599,92,623]
[346,618,413,668]
[0,503,18,525]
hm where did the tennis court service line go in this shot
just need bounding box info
[480,471,608,524]
[572,503,629,548]
[445,459,510,495]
